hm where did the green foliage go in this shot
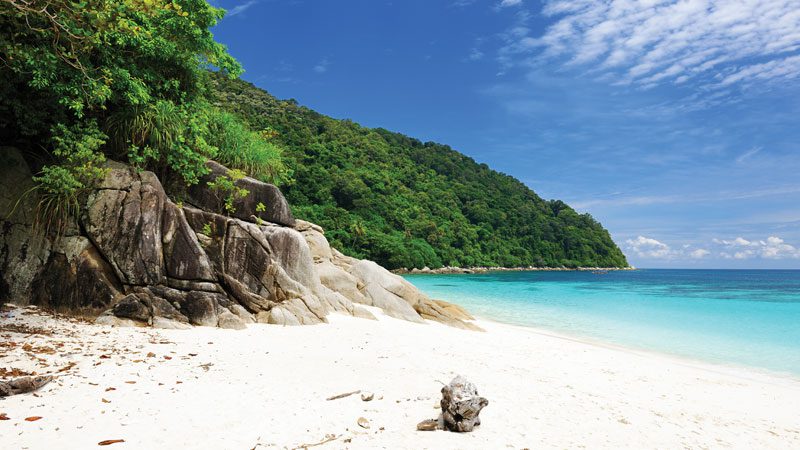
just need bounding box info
[209,74,630,269]
[201,222,212,236]
[207,168,249,215]
[1,0,243,190]
[254,201,266,225]
[30,119,109,238]
[206,109,292,185]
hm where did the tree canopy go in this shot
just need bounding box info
[209,75,629,270]
[1,0,627,270]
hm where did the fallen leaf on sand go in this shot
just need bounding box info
[163,356,172,360]
[25,416,43,422]
[98,439,125,446]
[124,381,136,384]
[58,362,77,373]
[102,398,110,403]
[105,387,116,392]
[146,352,155,358]
[0,413,9,420]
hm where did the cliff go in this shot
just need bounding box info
[0,148,479,331]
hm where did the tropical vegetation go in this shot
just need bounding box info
[0,0,627,270]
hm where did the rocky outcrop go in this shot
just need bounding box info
[187,160,295,227]
[295,220,481,330]
[1,148,479,330]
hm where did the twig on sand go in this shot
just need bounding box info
[0,375,53,397]
[291,434,339,449]
[325,390,360,401]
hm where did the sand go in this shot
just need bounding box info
[1,304,799,449]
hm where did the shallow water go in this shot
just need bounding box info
[405,270,800,376]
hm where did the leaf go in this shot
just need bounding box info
[98,439,125,446]
[0,413,9,420]
[25,416,43,422]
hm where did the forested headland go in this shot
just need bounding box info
[209,75,628,269]
[0,0,627,271]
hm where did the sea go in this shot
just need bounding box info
[404,269,800,377]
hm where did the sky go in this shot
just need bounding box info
[211,0,800,269]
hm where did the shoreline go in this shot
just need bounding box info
[471,313,800,385]
[393,265,636,275]
[2,304,799,449]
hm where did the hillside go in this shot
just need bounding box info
[209,75,628,269]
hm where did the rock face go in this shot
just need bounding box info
[187,160,295,227]
[0,147,480,330]
[440,376,489,432]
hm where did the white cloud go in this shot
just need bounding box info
[504,0,800,91]
[625,235,673,259]
[625,235,800,261]
[227,0,258,17]
[468,48,485,61]
[715,235,800,259]
[735,146,763,164]
[313,57,330,74]
[500,0,523,7]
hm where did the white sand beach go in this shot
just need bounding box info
[2,304,799,450]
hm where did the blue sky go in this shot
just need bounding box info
[211,0,800,268]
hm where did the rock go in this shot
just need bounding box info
[218,310,247,330]
[161,201,215,282]
[228,304,256,323]
[112,294,150,322]
[439,376,488,432]
[415,299,484,332]
[361,391,374,401]
[347,260,424,323]
[416,419,439,431]
[0,148,51,304]
[357,417,370,429]
[83,167,166,285]
[187,160,295,226]
[181,292,221,327]
[95,313,143,328]
[1,150,479,331]
[352,306,377,320]
[151,317,192,330]
[29,237,122,313]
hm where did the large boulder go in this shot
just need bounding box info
[83,164,166,286]
[30,236,123,313]
[187,160,295,227]
[0,148,50,304]
[347,260,425,323]
[161,201,215,282]
[297,220,480,329]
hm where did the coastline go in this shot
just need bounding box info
[472,313,800,384]
[392,266,636,275]
[2,304,798,449]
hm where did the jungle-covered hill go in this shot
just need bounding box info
[209,75,629,270]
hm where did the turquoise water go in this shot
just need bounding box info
[404,270,800,376]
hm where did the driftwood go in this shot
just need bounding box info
[0,375,53,397]
[325,390,360,401]
[439,376,488,432]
